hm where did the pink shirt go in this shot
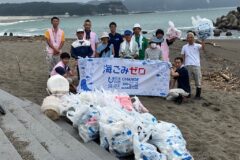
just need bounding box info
[158,39,170,62]
[51,61,66,76]
[83,31,99,57]
[45,28,64,54]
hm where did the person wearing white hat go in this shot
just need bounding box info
[132,23,148,60]
[71,28,93,59]
[96,32,114,58]
[71,28,93,80]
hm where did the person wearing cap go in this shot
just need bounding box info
[132,23,148,60]
[120,30,139,59]
[96,32,114,58]
[70,28,93,59]
[155,29,176,62]
[109,22,123,58]
[145,37,162,60]
[181,32,205,99]
[83,19,99,57]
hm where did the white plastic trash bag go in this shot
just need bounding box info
[133,133,167,160]
[41,95,62,120]
[47,75,69,95]
[192,16,214,40]
[166,88,189,101]
[166,21,182,40]
[99,120,134,157]
[66,104,89,128]
[148,121,193,160]
[60,93,82,116]
[131,96,149,113]
[77,105,101,143]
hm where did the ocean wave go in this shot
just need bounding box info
[23,28,46,32]
[0,19,38,26]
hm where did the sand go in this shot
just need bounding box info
[0,37,239,160]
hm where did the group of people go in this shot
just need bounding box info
[45,16,205,103]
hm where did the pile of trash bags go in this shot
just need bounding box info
[192,16,214,40]
[41,75,193,160]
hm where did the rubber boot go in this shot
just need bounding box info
[195,87,201,100]
[175,94,183,105]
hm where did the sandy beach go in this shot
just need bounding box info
[0,37,239,160]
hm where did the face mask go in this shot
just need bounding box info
[151,43,157,48]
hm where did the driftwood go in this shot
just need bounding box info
[219,73,230,81]
[203,68,240,91]
[15,56,22,76]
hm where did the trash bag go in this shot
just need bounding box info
[133,133,167,160]
[41,95,62,121]
[148,121,193,160]
[166,88,189,101]
[77,105,101,143]
[60,93,82,116]
[140,113,158,126]
[99,107,125,149]
[115,96,133,111]
[99,119,134,157]
[192,16,214,40]
[47,75,69,95]
[66,104,89,128]
[166,21,182,40]
[131,96,149,113]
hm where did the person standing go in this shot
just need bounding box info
[109,22,123,58]
[132,23,148,60]
[71,28,93,59]
[71,28,93,80]
[120,30,139,59]
[155,29,176,62]
[45,17,65,75]
[96,32,114,58]
[83,19,99,57]
[181,32,205,99]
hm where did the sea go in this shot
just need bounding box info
[0,7,240,39]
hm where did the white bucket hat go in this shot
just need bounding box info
[76,28,84,33]
[133,23,141,29]
[100,32,109,39]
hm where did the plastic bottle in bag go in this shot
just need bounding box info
[191,16,213,40]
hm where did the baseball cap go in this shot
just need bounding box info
[124,30,133,36]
